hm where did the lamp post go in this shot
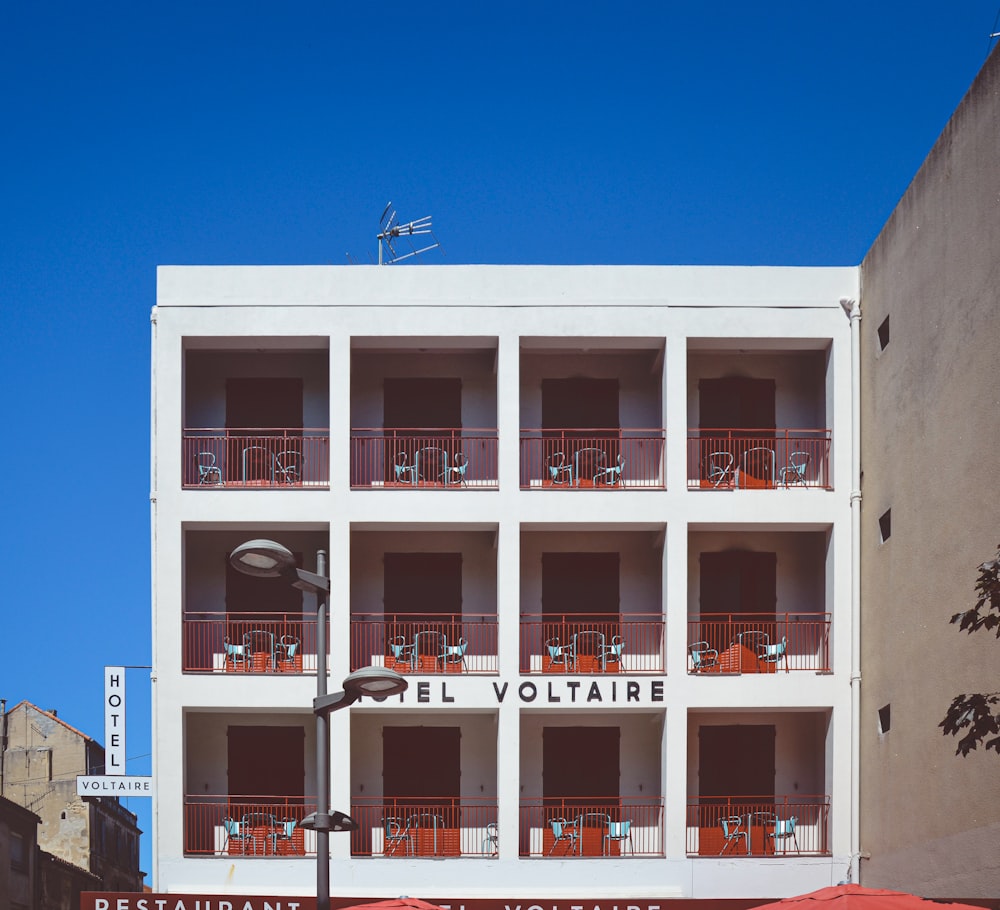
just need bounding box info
[229,539,408,910]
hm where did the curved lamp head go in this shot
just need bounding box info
[229,539,297,577]
[343,666,409,700]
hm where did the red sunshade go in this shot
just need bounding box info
[754,885,985,910]
[335,899,445,910]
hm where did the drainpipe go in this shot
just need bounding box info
[1,698,7,797]
[149,306,159,891]
[841,296,862,883]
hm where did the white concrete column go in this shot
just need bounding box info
[664,517,689,857]
[664,333,689,493]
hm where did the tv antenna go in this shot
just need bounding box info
[377,202,442,264]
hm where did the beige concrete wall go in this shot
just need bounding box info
[859,45,1000,898]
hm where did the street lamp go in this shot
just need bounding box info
[229,539,408,910]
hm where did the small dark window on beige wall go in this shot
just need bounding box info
[877,316,890,352]
[879,509,891,543]
[878,704,891,734]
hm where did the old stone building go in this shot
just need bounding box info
[0,701,143,895]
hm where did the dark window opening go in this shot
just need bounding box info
[877,316,890,352]
[878,704,891,734]
[879,509,892,543]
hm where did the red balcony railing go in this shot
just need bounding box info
[520,429,665,489]
[687,429,831,490]
[687,613,831,674]
[686,795,830,856]
[183,428,330,488]
[350,428,498,489]
[520,614,664,673]
[182,613,324,674]
[184,795,317,856]
[350,797,497,857]
[351,613,497,674]
[519,797,664,857]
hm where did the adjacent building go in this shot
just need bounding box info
[0,702,143,896]
[857,34,1000,900]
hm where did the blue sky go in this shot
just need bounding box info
[1,0,997,886]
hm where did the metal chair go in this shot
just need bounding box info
[779,451,810,487]
[719,815,749,855]
[383,816,413,856]
[393,451,418,485]
[766,815,800,854]
[447,451,469,487]
[440,637,469,672]
[222,817,254,854]
[223,638,249,671]
[388,635,415,670]
[545,637,575,672]
[547,816,580,855]
[603,818,634,855]
[545,451,573,485]
[594,453,625,487]
[273,449,303,484]
[599,634,625,670]
[277,635,301,670]
[196,451,224,485]
[758,635,788,671]
[483,821,499,856]
[688,641,719,672]
[705,451,734,488]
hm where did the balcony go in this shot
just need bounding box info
[519,614,665,674]
[183,429,330,488]
[518,798,664,857]
[351,613,498,674]
[184,795,318,856]
[687,613,831,674]
[687,429,831,490]
[350,429,499,489]
[685,795,830,856]
[520,429,665,489]
[350,798,497,857]
[182,613,322,673]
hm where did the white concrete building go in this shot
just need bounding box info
[151,264,861,903]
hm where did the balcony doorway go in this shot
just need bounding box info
[226,378,303,484]
[542,552,619,671]
[384,553,462,669]
[540,726,620,855]
[698,550,775,666]
[383,378,462,483]
[383,726,461,855]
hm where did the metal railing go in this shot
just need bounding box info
[687,613,831,673]
[520,429,665,489]
[183,428,330,488]
[519,797,664,857]
[182,613,323,674]
[350,428,498,489]
[520,614,665,674]
[687,429,831,489]
[350,613,498,674]
[184,795,317,856]
[686,795,830,855]
[350,797,498,857]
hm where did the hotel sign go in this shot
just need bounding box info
[76,666,154,797]
[402,678,666,705]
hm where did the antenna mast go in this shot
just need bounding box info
[377,202,441,264]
